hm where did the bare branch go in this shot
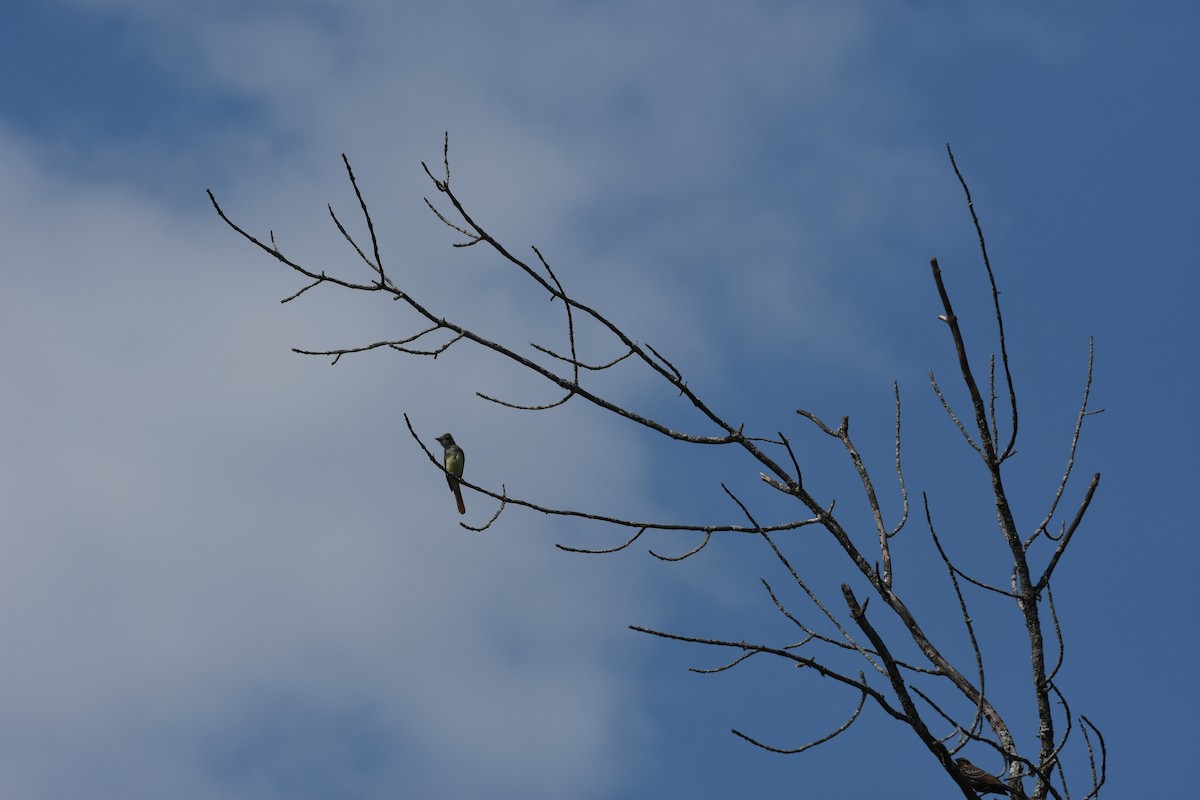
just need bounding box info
[280,277,325,303]
[402,414,805,537]
[530,342,636,371]
[931,232,1055,784]
[795,409,847,438]
[327,203,376,274]
[422,196,479,242]
[830,415,893,586]
[477,387,575,411]
[650,529,713,562]
[689,649,759,674]
[720,484,885,676]
[557,526,647,555]
[761,579,938,676]
[1031,339,1101,549]
[530,245,581,390]
[929,371,982,453]
[732,687,867,754]
[927,506,1018,599]
[909,684,985,748]
[330,154,388,286]
[1035,473,1100,593]
[1078,716,1107,800]
[644,342,684,383]
[1047,682,1075,774]
[1045,582,1066,683]
[946,143,1018,459]
[889,381,910,538]
[779,431,804,491]
[924,496,988,725]
[930,259,998,464]
[628,624,910,723]
[207,190,386,297]
[292,327,462,364]
[842,584,977,799]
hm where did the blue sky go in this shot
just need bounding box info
[1,1,1196,797]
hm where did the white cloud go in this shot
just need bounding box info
[0,104,662,795]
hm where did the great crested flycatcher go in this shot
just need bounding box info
[435,433,466,514]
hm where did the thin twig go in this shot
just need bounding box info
[732,688,867,754]
[946,144,1018,459]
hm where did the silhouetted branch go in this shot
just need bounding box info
[732,687,867,754]
[946,143,1018,461]
[628,624,910,723]
[212,137,1106,799]
[888,382,911,539]
[1079,716,1107,800]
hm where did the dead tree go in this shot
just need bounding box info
[209,138,1107,799]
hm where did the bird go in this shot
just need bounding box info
[955,757,1011,796]
[435,433,466,514]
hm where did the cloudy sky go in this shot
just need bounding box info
[2,1,1196,797]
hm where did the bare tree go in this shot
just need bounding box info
[209,138,1107,799]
